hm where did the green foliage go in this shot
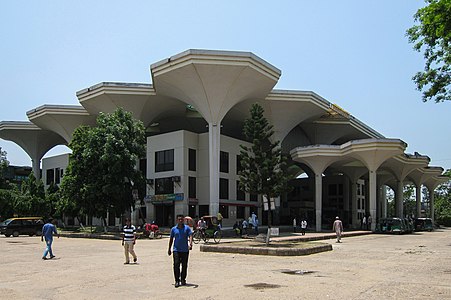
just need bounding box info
[0,147,9,188]
[403,184,417,216]
[406,0,451,103]
[239,103,292,226]
[0,189,16,221]
[59,108,146,220]
[13,173,50,217]
[434,169,451,225]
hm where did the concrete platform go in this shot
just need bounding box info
[200,230,371,256]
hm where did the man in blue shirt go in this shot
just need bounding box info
[41,219,59,260]
[168,214,193,288]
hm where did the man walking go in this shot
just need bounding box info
[41,219,59,260]
[168,214,193,288]
[333,216,343,243]
[301,219,307,235]
[122,218,138,264]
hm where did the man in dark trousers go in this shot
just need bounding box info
[168,214,193,288]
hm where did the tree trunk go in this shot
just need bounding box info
[265,201,272,245]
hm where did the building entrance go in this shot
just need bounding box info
[154,203,174,227]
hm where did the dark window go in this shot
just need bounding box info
[329,184,337,196]
[220,151,229,173]
[189,205,196,218]
[219,205,229,218]
[155,177,174,195]
[250,193,258,202]
[236,181,245,201]
[55,168,61,184]
[219,178,229,199]
[155,149,174,172]
[236,155,243,174]
[139,159,147,178]
[46,169,54,185]
[338,184,343,195]
[188,176,196,199]
[199,205,209,217]
[236,206,245,219]
[188,149,196,171]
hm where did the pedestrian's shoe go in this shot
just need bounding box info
[50,255,55,259]
[175,281,181,288]
[133,257,137,263]
[124,262,130,264]
[42,257,48,260]
[181,280,186,286]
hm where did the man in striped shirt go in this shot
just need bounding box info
[122,218,138,264]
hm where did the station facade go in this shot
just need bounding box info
[1,49,448,230]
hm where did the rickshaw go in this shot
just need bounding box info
[414,218,433,232]
[142,221,163,239]
[193,215,222,244]
[375,217,406,234]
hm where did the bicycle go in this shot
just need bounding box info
[192,228,221,244]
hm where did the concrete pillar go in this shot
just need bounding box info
[350,180,358,229]
[396,181,404,218]
[368,170,377,231]
[429,188,435,224]
[416,185,422,218]
[208,123,220,216]
[381,185,387,218]
[315,173,322,232]
[31,157,41,179]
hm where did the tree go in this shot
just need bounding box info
[403,184,417,217]
[434,169,451,226]
[13,173,50,217]
[238,103,292,244]
[59,108,146,225]
[0,147,9,189]
[406,0,451,103]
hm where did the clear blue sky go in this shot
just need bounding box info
[1,1,450,171]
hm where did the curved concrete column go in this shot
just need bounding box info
[416,185,422,218]
[151,50,281,217]
[424,174,449,224]
[396,180,404,217]
[290,148,342,231]
[341,167,367,228]
[27,105,96,143]
[208,123,220,216]
[0,121,66,179]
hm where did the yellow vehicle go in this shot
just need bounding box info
[0,217,44,237]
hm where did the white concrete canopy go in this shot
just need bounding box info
[151,49,281,124]
[151,50,281,217]
[379,153,430,217]
[0,121,66,178]
[26,105,97,143]
[291,138,407,231]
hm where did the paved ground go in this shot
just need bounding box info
[1,228,451,299]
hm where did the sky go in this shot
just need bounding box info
[0,1,450,171]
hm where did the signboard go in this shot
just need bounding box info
[263,196,276,211]
[270,227,279,236]
[145,193,184,203]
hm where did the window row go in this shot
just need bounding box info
[155,148,243,174]
[155,175,257,201]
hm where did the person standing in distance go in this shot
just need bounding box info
[41,219,59,260]
[301,219,307,236]
[122,218,138,264]
[168,214,193,288]
[333,216,343,243]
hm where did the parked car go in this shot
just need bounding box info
[414,218,433,232]
[0,217,44,237]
